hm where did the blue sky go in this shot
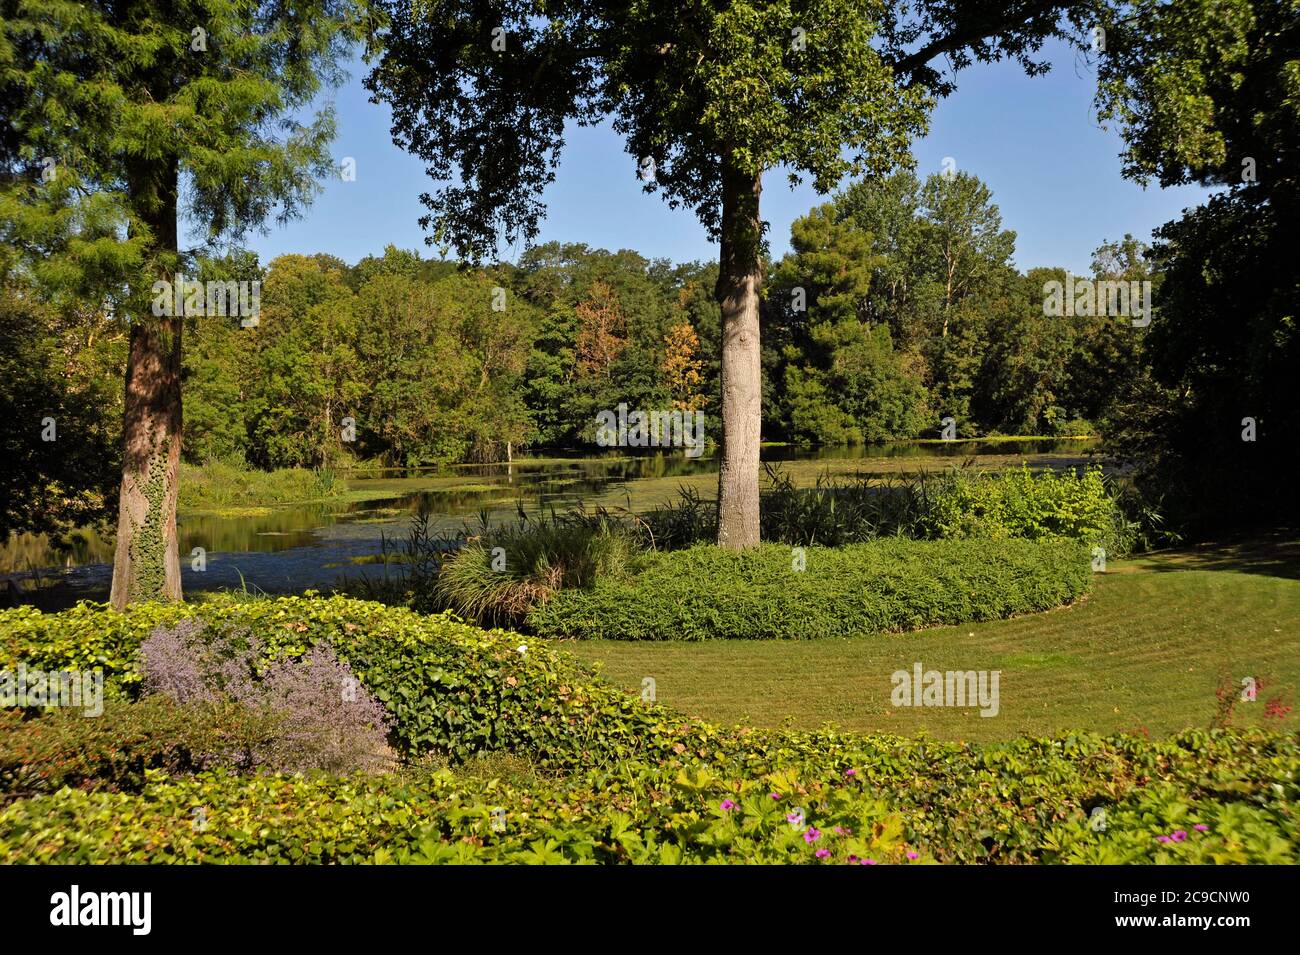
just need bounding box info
[234,38,1210,275]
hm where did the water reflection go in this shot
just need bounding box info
[3,438,1099,598]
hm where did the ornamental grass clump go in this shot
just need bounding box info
[432,509,640,626]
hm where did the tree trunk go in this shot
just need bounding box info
[714,154,764,549]
[110,161,183,609]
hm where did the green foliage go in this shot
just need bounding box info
[767,202,930,444]
[1101,191,1299,535]
[431,511,640,626]
[179,460,343,510]
[352,266,535,464]
[401,463,1118,628]
[924,465,1128,555]
[1,722,1293,864]
[365,1,931,260]
[0,0,373,307]
[527,538,1091,640]
[0,596,671,769]
[5,168,1154,498]
[0,698,281,801]
[766,170,1143,442]
[1091,0,1300,538]
[635,464,1129,553]
[1,595,1295,864]
[0,601,192,698]
[0,288,120,537]
[185,250,539,470]
[126,440,171,603]
[1094,0,1297,194]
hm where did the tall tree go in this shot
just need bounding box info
[366,0,1086,547]
[0,1,371,606]
[575,281,628,379]
[251,255,364,468]
[1093,0,1300,532]
[836,169,1019,431]
[768,202,928,444]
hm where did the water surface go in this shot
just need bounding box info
[3,438,1099,598]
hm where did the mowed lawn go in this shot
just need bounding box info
[556,541,1300,742]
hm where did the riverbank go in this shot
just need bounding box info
[3,439,1103,590]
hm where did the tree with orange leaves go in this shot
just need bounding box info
[575,281,626,379]
[662,321,705,412]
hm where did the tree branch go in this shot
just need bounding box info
[886,0,1082,87]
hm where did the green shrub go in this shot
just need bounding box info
[0,596,677,769]
[527,538,1092,640]
[1054,417,1095,438]
[924,465,1129,554]
[0,601,190,698]
[0,697,282,800]
[639,464,1130,553]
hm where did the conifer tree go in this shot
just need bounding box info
[0,0,373,605]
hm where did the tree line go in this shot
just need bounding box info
[185,168,1148,469]
[7,162,1149,497]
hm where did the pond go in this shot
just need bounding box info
[4,438,1099,600]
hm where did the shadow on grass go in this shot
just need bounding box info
[1135,530,1300,581]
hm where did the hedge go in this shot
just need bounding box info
[1,729,1295,864]
[527,538,1092,640]
[3,596,1295,865]
[0,596,676,769]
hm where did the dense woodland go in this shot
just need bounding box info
[5,169,1148,484]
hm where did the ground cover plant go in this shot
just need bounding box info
[0,595,1295,864]
[527,538,1093,640]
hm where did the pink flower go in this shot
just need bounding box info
[769,793,781,801]
[862,858,878,865]
[815,848,831,859]
[786,812,802,825]
[834,826,851,836]
[906,851,919,860]
[847,855,859,863]
[720,799,736,812]
[844,769,857,777]
[1156,835,1172,844]
[1171,830,1188,842]
[1194,824,1210,832]
[804,828,822,844]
